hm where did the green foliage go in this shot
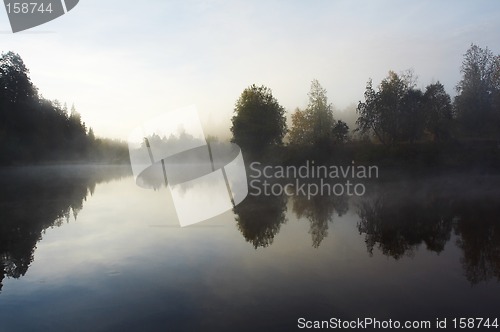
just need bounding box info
[307,79,335,146]
[356,71,451,145]
[356,72,406,145]
[289,79,340,147]
[231,84,287,153]
[289,107,311,145]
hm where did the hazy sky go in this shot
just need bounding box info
[1,0,499,140]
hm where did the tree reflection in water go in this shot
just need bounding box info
[233,173,500,285]
[292,194,348,248]
[0,165,130,292]
[233,191,349,249]
[356,177,500,285]
[454,198,500,285]
[357,194,453,259]
[2,166,499,289]
[233,194,287,249]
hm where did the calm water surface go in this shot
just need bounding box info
[0,166,499,331]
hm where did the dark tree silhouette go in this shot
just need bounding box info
[454,44,500,138]
[356,71,457,146]
[332,120,350,144]
[399,88,425,143]
[230,84,287,154]
[423,82,453,142]
[0,51,128,164]
[356,71,421,145]
[0,51,37,105]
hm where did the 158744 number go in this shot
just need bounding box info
[452,318,499,329]
[5,2,53,14]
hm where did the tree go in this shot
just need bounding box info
[356,70,426,145]
[400,88,425,143]
[355,79,384,143]
[454,44,500,137]
[88,127,96,141]
[289,79,336,147]
[0,51,37,105]
[0,51,129,164]
[230,84,287,153]
[307,79,335,146]
[423,82,453,141]
[332,120,349,143]
[289,107,312,145]
[0,52,40,162]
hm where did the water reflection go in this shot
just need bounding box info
[454,198,500,284]
[356,176,500,284]
[357,193,453,258]
[233,194,287,248]
[2,165,500,293]
[234,173,500,285]
[1,167,500,330]
[0,165,130,292]
[292,194,348,248]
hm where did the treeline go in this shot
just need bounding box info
[0,51,128,165]
[231,44,500,169]
[356,44,500,144]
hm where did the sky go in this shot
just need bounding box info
[1,0,499,140]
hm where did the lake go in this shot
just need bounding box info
[0,165,499,331]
